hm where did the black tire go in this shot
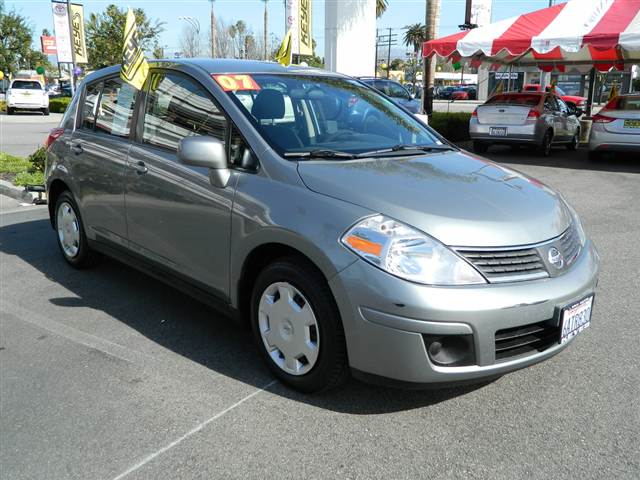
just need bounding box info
[54,191,96,268]
[7,107,14,115]
[567,131,579,151]
[537,130,553,157]
[42,107,50,116]
[588,150,602,161]
[473,141,489,153]
[250,256,349,393]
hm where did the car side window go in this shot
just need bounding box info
[544,95,558,112]
[142,71,227,152]
[387,82,411,100]
[95,77,137,138]
[557,97,569,114]
[81,82,101,130]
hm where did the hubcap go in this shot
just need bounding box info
[258,282,320,376]
[57,201,80,258]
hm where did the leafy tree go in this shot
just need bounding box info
[85,4,164,70]
[0,1,38,74]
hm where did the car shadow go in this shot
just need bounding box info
[483,145,640,175]
[1,217,490,414]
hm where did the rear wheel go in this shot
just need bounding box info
[7,107,14,115]
[250,256,349,393]
[42,107,50,116]
[567,131,579,151]
[473,141,489,154]
[537,130,553,157]
[588,150,602,161]
[54,191,96,268]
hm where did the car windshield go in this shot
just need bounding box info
[486,93,541,106]
[224,73,442,157]
[11,80,42,90]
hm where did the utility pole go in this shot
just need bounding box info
[422,0,441,115]
[386,27,392,79]
[210,0,217,57]
[263,0,268,60]
[375,29,397,79]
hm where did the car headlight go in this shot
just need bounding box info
[341,215,486,285]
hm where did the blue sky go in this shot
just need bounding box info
[8,0,555,58]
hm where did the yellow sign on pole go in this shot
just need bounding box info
[275,30,293,66]
[69,3,88,64]
[120,9,149,90]
[298,0,313,56]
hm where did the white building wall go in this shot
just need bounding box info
[325,0,376,77]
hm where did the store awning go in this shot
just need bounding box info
[423,0,640,72]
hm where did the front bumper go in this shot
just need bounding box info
[329,240,599,386]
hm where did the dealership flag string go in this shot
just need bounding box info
[120,8,149,90]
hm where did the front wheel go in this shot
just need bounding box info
[42,107,50,116]
[54,191,96,268]
[250,256,349,393]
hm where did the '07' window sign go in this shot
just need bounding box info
[212,74,261,92]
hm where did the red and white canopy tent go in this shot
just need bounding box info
[423,0,640,74]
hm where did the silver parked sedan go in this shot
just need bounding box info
[470,92,581,156]
[45,59,599,392]
[589,94,640,159]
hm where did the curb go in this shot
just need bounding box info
[0,178,35,203]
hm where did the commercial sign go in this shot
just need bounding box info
[470,0,492,28]
[69,3,88,64]
[51,1,73,62]
[285,0,313,56]
[41,35,57,55]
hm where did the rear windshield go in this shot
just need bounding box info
[609,96,640,111]
[11,80,42,90]
[486,94,541,106]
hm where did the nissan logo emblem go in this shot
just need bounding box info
[548,247,564,269]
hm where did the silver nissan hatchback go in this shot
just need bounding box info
[46,59,599,392]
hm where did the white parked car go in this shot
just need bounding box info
[588,94,640,159]
[6,79,50,115]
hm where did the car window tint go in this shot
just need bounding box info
[613,96,640,110]
[95,78,137,138]
[487,94,540,106]
[143,72,226,151]
[81,82,101,130]
[11,80,43,90]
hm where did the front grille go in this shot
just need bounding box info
[494,320,560,362]
[458,248,547,281]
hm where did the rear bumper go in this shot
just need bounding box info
[589,126,640,152]
[469,120,542,143]
[329,240,599,387]
[7,101,47,109]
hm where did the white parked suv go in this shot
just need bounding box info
[6,79,50,115]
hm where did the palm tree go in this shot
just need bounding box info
[376,0,388,18]
[403,23,426,54]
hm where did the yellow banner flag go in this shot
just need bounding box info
[120,9,149,90]
[275,30,293,67]
[69,3,88,64]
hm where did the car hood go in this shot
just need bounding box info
[297,151,571,247]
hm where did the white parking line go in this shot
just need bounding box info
[110,380,277,480]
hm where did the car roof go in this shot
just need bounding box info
[83,58,345,84]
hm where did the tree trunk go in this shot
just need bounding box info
[422,0,440,114]
[211,0,217,57]
[264,1,268,60]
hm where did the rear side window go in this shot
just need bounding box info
[487,94,541,106]
[81,82,101,130]
[609,96,640,111]
[142,71,227,151]
[95,78,137,138]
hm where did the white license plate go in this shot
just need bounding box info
[560,295,593,344]
[623,119,640,129]
[490,127,508,136]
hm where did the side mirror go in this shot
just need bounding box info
[178,135,230,188]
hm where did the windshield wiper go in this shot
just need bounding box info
[356,144,457,158]
[284,149,357,160]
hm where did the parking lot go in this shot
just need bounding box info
[1,118,639,478]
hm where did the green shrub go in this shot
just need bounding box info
[49,97,71,113]
[14,171,45,186]
[429,112,472,142]
[0,100,6,112]
[0,152,31,174]
[28,147,47,173]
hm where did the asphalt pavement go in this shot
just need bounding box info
[1,143,638,479]
[0,112,63,157]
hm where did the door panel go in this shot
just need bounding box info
[125,145,237,297]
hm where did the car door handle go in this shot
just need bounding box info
[129,161,148,175]
[70,143,83,155]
